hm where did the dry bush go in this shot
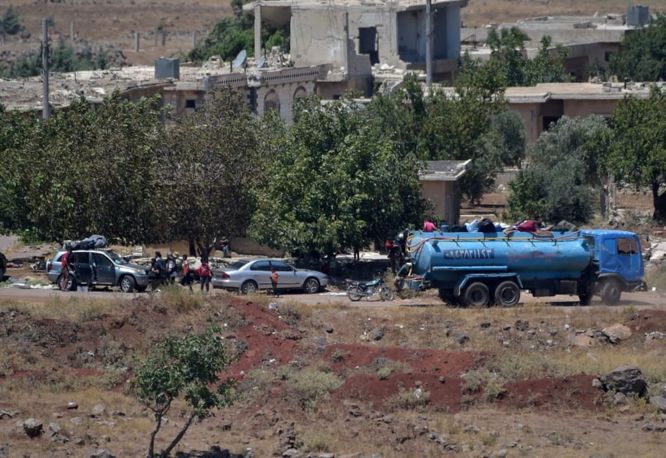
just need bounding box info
[284,368,343,409]
[386,386,431,410]
[302,430,338,453]
[159,284,204,312]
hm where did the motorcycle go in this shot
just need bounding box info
[346,277,395,302]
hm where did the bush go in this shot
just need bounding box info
[133,327,235,457]
[386,386,430,410]
[285,368,343,409]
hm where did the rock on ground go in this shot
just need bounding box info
[650,396,666,413]
[89,449,116,458]
[602,323,632,341]
[22,418,43,438]
[599,365,648,396]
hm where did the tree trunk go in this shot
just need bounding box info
[160,412,196,458]
[652,182,666,222]
[147,413,163,458]
[188,238,196,257]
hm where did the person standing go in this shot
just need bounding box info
[198,260,212,294]
[270,267,279,298]
[179,254,193,292]
[60,246,73,291]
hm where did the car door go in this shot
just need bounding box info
[71,252,92,285]
[615,236,643,283]
[249,260,272,289]
[270,261,298,288]
[92,252,116,285]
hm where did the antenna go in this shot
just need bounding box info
[255,55,267,69]
[232,49,247,70]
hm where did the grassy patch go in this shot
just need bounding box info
[159,284,204,312]
[302,430,338,453]
[386,385,431,410]
[284,368,343,409]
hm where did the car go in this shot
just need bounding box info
[47,249,151,293]
[212,259,329,294]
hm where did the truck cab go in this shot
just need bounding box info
[580,230,645,305]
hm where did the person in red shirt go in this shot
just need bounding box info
[198,260,213,294]
[59,247,72,291]
[423,217,437,232]
[270,267,279,298]
[179,255,193,292]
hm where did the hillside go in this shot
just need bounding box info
[2,0,665,66]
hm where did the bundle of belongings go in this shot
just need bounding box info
[64,234,108,251]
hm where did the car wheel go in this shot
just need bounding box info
[120,275,136,293]
[241,280,258,295]
[494,281,521,307]
[303,277,320,294]
[57,274,75,291]
[600,278,622,306]
[463,282,490,307]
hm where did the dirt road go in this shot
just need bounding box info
[0,285,664,310]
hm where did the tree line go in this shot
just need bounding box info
[0,71,525,257]
[2,80,664,257]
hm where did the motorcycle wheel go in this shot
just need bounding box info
[379,286,394,301]
[347,286,363,301]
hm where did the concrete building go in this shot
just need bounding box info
[462,6,653,81]
[0,58,320,124]
[419,160,470,225]
[504,81,657,144]
[247,0,468,98]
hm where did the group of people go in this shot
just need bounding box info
[149,251,213,293]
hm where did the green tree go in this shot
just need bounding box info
[0,6,22,37]
[506,115,610,224]
[159,89,265,259]
[608,87,666,220]
[133,328,235,458]
[251,96,427,256]
[610,15,666,82]
[482,28,569,86]
[0,95,164,243]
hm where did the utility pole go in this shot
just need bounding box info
[42,18,50,120]
[425,0,433,88]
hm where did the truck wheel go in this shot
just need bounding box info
[578,293,592,306]
[438,288,459,307]
[463,282,490,307]
[600,279,622,306]
[495,281,520,307]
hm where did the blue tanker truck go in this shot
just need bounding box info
[398,229,645,306]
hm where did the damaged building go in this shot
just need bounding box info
[247,0,467,98]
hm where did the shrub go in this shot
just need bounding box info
[133,327,235,457]
[285,368,343,409]
[386,385,430,410]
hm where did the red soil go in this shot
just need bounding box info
[625,310,666,334]
[325,344,481,375]
[500,374,602,410]
[222,299,299,379]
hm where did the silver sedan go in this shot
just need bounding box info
[212,259,329,294]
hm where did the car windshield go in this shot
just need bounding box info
[105,251,127,265]
[228,260,248,269]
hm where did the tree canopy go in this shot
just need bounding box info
[506,115,611,224]
[480,28,570,87]
[251,96,428,256]
[610,15,666,82]
[158,90,267,259]
[608,87,666,220]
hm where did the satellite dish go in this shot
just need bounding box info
[232,49,247,70]
[255,55,266,69]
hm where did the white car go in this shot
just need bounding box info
[212,259,329,294]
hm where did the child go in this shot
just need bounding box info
[198,260,213,294]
